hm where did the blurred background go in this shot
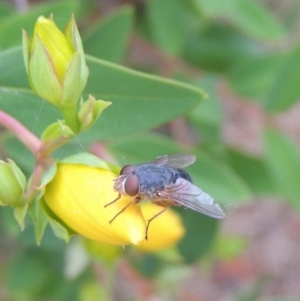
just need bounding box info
[1,0,300,300]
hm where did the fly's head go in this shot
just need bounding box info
[114,165,140,197]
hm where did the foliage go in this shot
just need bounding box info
[1,0,300,300]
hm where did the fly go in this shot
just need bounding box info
[104,154,226,239]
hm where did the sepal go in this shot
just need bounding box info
[28,34,63,106]
[14,203,29,230]
[41,121,75,153]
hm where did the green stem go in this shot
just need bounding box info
[60,106,80,134]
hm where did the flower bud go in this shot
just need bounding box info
[137,203,185,252]
[78,95,111,131]
[43,163,146,245]
[0,159,26,206]
[22,15,89,108]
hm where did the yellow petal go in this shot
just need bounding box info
[44,164,146,245]
[137,203,185,252]
[33,16,74,82]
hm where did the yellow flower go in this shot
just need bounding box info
[42,155,186,251]
[43,163,146,245]
[137,203,185,252]
[22,15,89,107]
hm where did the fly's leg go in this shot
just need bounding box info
[108,199,136,223]
[104,193,121,208]
[145,207,168,240]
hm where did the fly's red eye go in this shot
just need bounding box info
[124,174,139,196]
[120,165,135,176]
[120,165,135,175]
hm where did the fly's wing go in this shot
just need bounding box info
[153,154,196,168]
[158,178,225,219]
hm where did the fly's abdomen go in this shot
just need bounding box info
[174,168,192,183]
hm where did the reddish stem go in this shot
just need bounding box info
[24,163,44,200]
[0,110,42,155]
[0,110,55,202]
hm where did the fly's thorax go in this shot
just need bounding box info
[135,164,177,193]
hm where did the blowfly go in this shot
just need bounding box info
[105,154,225,239]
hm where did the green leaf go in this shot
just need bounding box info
[0,47,205,141]
[229,52,288,99]
[197,0,236,16]
[146,0,189,55]
[189,75,223,127]
[264,43,300,112]
[0,2,14,19]
[264,130,300,209]
[195,0,285,40]
[227,149,280,196]
[109,133,251,204]
[130,254,163,278]
[183,23,259,72]
[0,0,80,50]
[232,0,285,40]
[0,46,31,87]
[7,250,54,299]
[187,76,225,155]
[178,211,219,263]
[189,150,251,204]
[83,55,206,140]
[283,1,300,32]
[82,5,134,62]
